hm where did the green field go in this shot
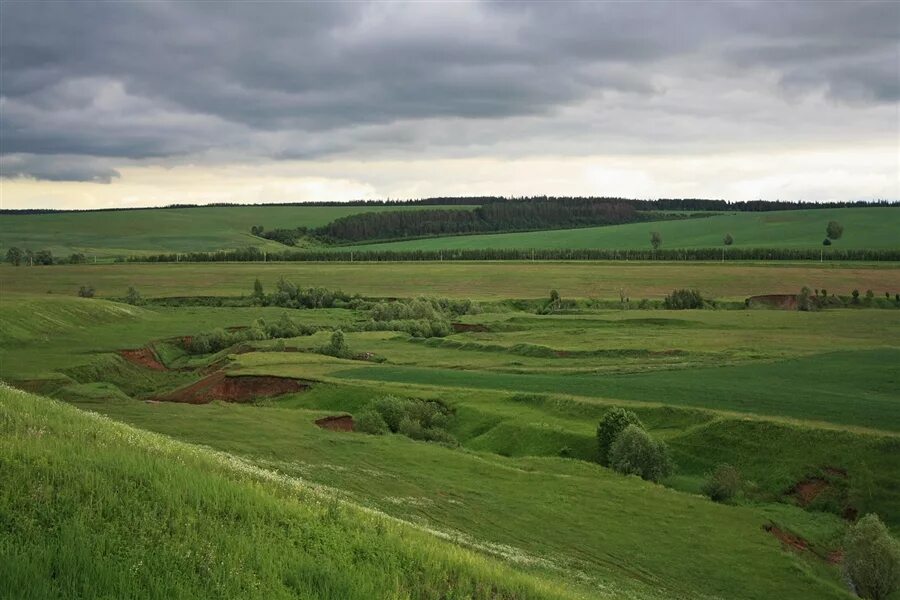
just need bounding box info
[3,261,900,301]
[0,204,476,258]
[2,256,899,598]
[2,205,897,260]
[350,207,900,251]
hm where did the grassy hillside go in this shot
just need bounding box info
[0,204,475,258]
[3,276,897,598]
[2,206,895,260]
[3,261,899,301]
[349,207,900,251]
[0,385,577,600]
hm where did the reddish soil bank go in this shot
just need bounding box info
[764,523,808,552]
[158,372,309,404]
[746,294,799,310]
[451,322,489,333]
[791,477,829,506]
[315,415,355,432]
[119,348,167,371]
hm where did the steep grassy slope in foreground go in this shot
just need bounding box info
[350,207,900,251]
[0,386,574,600]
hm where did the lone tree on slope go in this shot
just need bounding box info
[826,220,844,241]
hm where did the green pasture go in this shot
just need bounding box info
[0,385,581,600]
[2,265,898,599]
[3,261,899,301]
[0,204,475,258]
[350,207,900,251]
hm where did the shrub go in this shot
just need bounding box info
[723,233,734,246]
[852,289,861,305]
[125,286,142,305]
[78,285,95,298]
[823,238,832,246]
[701,464,742,502]
[826,220,844,240]
[398,416,425,440]
[371,396,412,432]
[843,513,900,600]
[650,231,662,250]
[663,288,705,310]
[422,427,458,446]
[608,425,673,483]
[328,329,348,355]
[355,409,389,435]
[597,407,644,466]
[798,286,813,312]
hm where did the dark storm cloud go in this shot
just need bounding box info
[1,0,897,181]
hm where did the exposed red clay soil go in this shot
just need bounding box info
[315,415,355,432]
[157,372,309,404]
[746,294,798,310]
[764,523,808,552]
[791,477,829,506]
[451,322,489,333]
[764,523,845,564]
[119,347,167,371]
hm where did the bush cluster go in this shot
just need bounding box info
[185,314,316,354]
[843,513,900,600]
[663,289,707,310]
[319,329,353,359]
[356,396,457,445]
[701,464,743,502]
[597,408,673,483]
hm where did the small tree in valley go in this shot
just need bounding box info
[843,513,900,600]
[597,407,644,466]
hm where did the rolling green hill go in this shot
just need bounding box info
[0,385,576,600]
[2,205,896,260]
[0,204,475,258]
[349,207,899,251]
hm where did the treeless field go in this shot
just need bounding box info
[3,261,899,300]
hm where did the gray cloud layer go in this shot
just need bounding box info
[1,1,897,182]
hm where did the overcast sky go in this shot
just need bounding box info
[1,1,898,209]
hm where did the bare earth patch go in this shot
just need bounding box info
[156,372,310,404]
[119,347,167,371]
[315,415,355,432]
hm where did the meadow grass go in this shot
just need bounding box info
[349,207,900,251]
[3,260,899,301]
[43,386,854,600]
[2,277,896,599]
[0,204,476,258]
[333,348,900,432]
[0,385,584,600]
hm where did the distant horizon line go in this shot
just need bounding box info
[3,196,899,215]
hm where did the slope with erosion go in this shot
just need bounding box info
[0,385,580,600]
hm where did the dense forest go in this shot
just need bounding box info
[312,199,643,243]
